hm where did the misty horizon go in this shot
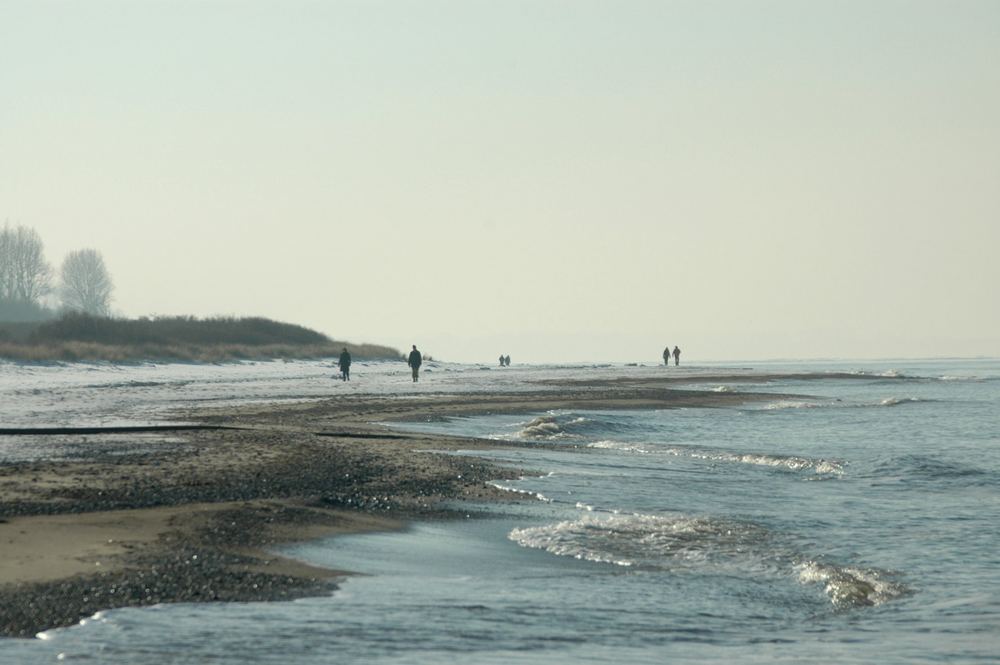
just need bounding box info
[3,1,997,364]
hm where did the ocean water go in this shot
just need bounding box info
[2,359,999,663]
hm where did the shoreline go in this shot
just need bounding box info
[0,376,805,638]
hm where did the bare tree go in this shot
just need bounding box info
[0,223,53,304]
[60,248,114,316]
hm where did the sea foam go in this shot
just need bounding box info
[796,560,909,607]
[516,415,589,439]
[509,512,771,570]
[510,511,909,608]
[587,440,845,475]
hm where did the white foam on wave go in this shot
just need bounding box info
[587,440,651,454]
[509,512,769,570]
[518,415,563,438]
[711,385,733,392]
[849,368,908,379]
[878,396,925,407]
[683,450,845,475]
[796,561,908,607]
[762,400,822,410]
[510,511,910,609]
[813,460,844,474]
[592,442,846,476]
[516,414,588,439]
[487,481,552,503]
[756,396,931,413]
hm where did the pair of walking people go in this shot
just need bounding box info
[663,345,681,366]
[337,345,424,382]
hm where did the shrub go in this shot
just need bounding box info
[30,313,333,346]
[0,313,401,362]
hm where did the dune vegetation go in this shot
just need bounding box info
[0,313,401,363]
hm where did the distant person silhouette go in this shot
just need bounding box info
[504,355,511,367]
[673,345,681,366]
[663,347,670,366]
[499,354,505,367]
[408,345,423,382]
[338,347,352,381]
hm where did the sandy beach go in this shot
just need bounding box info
[0,375,778,638]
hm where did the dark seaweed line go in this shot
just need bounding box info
[0,425,244,436]
[0,425,412,441]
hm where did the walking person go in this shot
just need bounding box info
[663,346,671,366]
[338,347,352,381]
[499,354,505,367]
[408,345,423,382]
[673,345,681,366]
[504,355,511,367]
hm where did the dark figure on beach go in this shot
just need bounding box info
[338,348,352,381]
[663,347,670,366]
[499,354,505,367]
[408,345,423,382]
[673,346,681,366]
[504,355,511,367]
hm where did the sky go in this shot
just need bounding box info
[2,0,998,363]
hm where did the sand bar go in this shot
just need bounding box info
[0,373,824,637]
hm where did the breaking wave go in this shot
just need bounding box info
[760,400,826,410]
[846,368,1000,384]
[514,413,639,440]
[510,512,768,569]
[516,415,590,439]
[878,397,929,407]
[795,561,908,607]
[663,447,845,475]
[516,395,935,443]
[585,441,844,475]
[510,512,908,608]
[756,397,933,411]
[587,440,653,454]
[847,369,914,379]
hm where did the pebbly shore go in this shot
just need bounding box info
[0,379,776,638]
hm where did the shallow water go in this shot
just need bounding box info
[2,359,999,663]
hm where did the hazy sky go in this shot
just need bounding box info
[3,0,998,362]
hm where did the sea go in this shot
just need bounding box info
[1,358,998,664]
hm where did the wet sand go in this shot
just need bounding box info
[0,377,783,637]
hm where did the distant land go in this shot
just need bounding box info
[0,313,401,363]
